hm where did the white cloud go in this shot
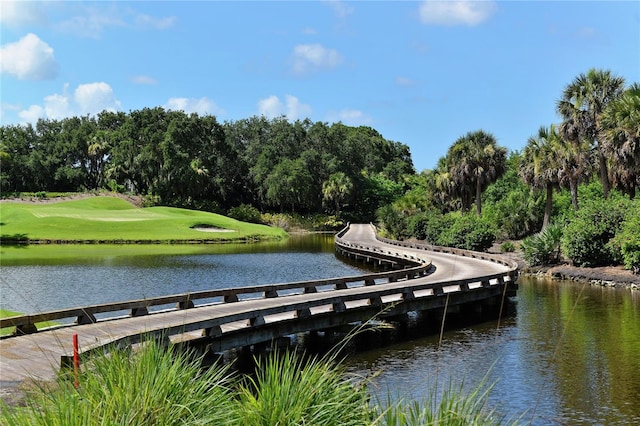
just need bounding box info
[75,82,122,115]
[165,97,225,116]
[291,44,342,75]
[323,0,355,20]
[258,96,283,118]
[0,33,58,80]
[326,109,372,126]
[131,75,158,85]
[0,1,48,26]
[57,4,176,38]
[18,105,45,123]
[17,82,122,123]
[57,6,125,38]
[44,92,72,119]
[257,95,312,120]
[135,14,177,30]
[418,1,496,26]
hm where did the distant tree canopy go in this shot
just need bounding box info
[0,110,413,221]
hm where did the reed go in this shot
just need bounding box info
[2,337,519,425]
[2,340,236,425]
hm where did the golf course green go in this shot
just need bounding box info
[0,196,287,244]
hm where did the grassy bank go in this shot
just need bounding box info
[0,196,287,244]
[1,339,515,425]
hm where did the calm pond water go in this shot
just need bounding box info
[1,235,639,425]
[345,276,640,425]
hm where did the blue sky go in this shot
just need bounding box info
[1,1,638,172]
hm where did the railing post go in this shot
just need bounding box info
[402,289,415,301]
[334,280,348,290]
[130,307,149,317]
[15,323,37,335]
[264,289,278,298]
[203,325,222,338]
[177,300,195,309]
[333,301,346,312]
[369,296,383,307]
[224,294,239,303]
[76,311,97,325]
[296,308,311,319]
[250,316,265,326]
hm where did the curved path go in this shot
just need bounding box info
[0,224,517,386]
[342,224,509,282]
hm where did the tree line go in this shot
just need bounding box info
[0,112,413,222]
[1,68,638,270]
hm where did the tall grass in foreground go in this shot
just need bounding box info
[1,339,519,425]
[2,341,236,426]
[374,378,520,426]
[236,350,371,425]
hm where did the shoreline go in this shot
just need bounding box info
[492,250,640,290]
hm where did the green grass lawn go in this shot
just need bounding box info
[0,196,287,243]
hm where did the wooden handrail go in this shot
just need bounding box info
[1,224,517,336]
[1,233,430,334]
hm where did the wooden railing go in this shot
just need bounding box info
[1,224,517,338]
[1,228,431,336]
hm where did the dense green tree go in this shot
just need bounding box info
[556,69,626,198]
[0,124,37,192]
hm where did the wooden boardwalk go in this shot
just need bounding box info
[0,224,518,385]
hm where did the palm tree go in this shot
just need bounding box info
[520,125,562,228]
[601,83,640,199]
[556,69,626,198]
[446,130,506,215]
[557,135,592,211]
[322,172,353,216]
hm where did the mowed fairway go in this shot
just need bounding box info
[0,196,287,242]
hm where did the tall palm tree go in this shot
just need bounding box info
[322,172,353,216]
[556,68,626,198]
[520,125,562,228]
[557,135,592,211]
[446,130,506,215]
[601,83,640,199]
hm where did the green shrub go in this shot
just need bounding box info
[376,204,409,240]
[308,214,344,231]
[500,241,515,253]
[561,198,628,267]
[482,171,544,240]
[612,200,640,273]
[436,213,497,252]
[228,204,263,224]
[520,224,563,266]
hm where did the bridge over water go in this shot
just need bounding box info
[0,224,518,384]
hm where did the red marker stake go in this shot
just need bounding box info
[73,333,79,388]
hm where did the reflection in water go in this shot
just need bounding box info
[1,236,638,425]
[345,277,640,425]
